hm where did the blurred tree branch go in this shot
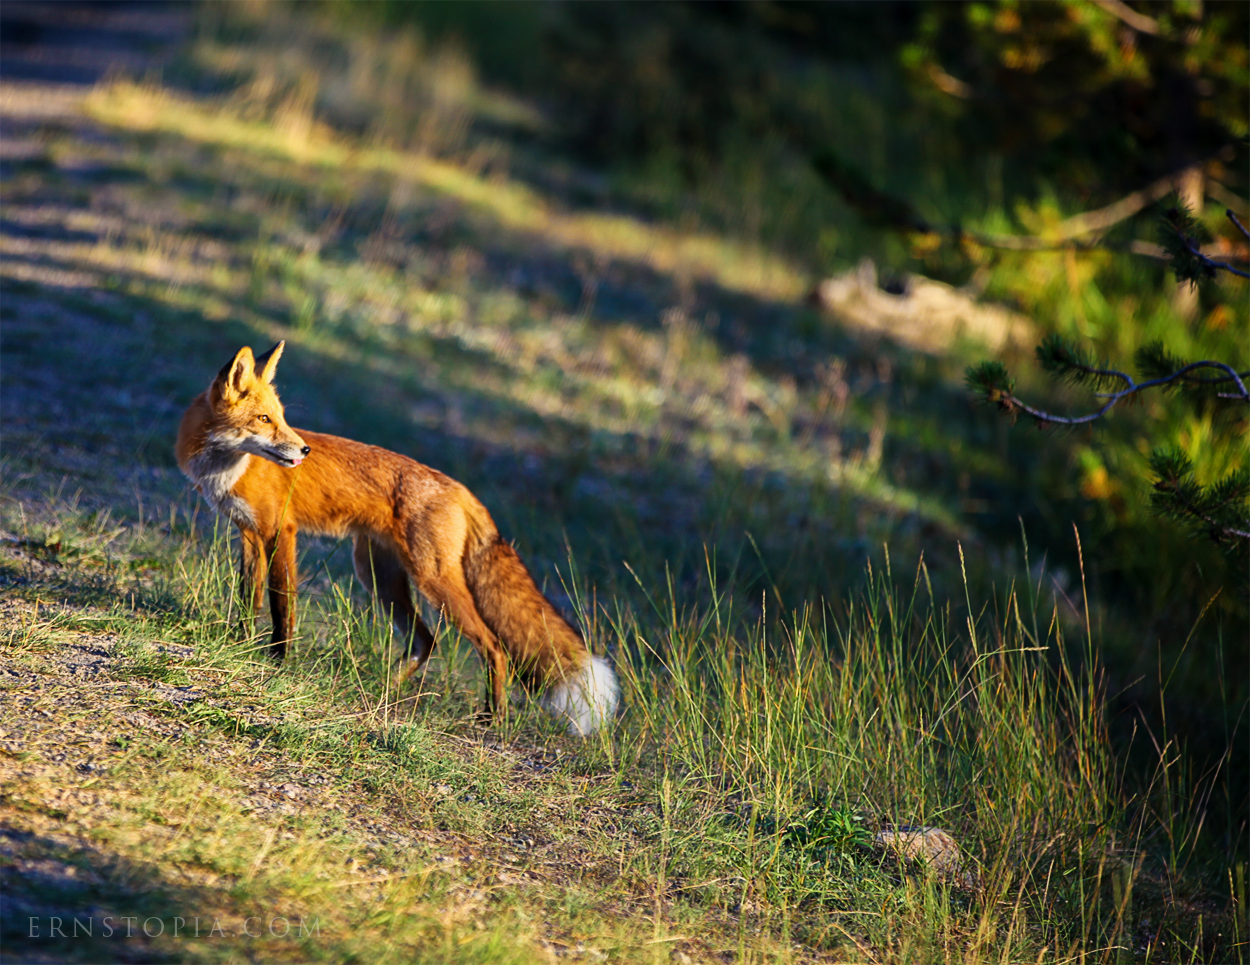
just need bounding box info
[966,345,1249,427]
[812,150,1247,262]
[1052,171,1180,239]
[1090,0,1159,36]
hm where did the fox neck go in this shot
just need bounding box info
[187,442,255,527]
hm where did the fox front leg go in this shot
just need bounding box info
[238,529,267,639]
[266,525,299,660]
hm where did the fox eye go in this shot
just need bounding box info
[258,414,271,424]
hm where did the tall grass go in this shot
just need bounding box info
[595,546,1123,958]
[162,515,1238,961]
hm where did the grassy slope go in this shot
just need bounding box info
[1,10,1246,964]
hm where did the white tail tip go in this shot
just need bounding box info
[541,655,620,736]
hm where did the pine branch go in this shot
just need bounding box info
[967,200,1249,427]
[959,194,1250,548]
[1148,448,1250,543]
[1035,335,1132,392]
[966,353,1250,427]
[1134,343,1250,399]
[1163,206,1250,282]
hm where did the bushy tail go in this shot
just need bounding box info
[540,655,621,737]
[462,528,619,735]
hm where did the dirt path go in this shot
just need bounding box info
[1,1,190,286]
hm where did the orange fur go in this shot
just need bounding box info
[177,343,618,733]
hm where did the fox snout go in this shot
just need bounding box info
[259,433,310,468]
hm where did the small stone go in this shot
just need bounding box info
[875,826,974,886]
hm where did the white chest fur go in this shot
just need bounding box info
[187,448,255,528]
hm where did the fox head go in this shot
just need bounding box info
[207,342,310,468]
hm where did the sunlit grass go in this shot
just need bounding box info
[85,79,808,303]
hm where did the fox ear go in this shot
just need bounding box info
[215,346,255,401]
[254,341,285,385]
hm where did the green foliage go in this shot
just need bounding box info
[963,360,1015,410]
[1135,339,1190,384]
[540,3,915,167]
[1149,447,1250,545]
[17,499,1239,961]
[966,203,1249,546]
[811,150,931,232]
[1035,333,1124,390]
[780,799,872,859]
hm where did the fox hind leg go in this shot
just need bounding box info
[402,554,509,723]
[352,536,436,670]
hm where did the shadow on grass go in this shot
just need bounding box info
[0,824,353,963]
[0,233,1224,642]
[0,827,295,965]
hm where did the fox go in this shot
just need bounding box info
[175,342,619,735]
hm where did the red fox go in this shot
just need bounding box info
[175,342,619,735]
